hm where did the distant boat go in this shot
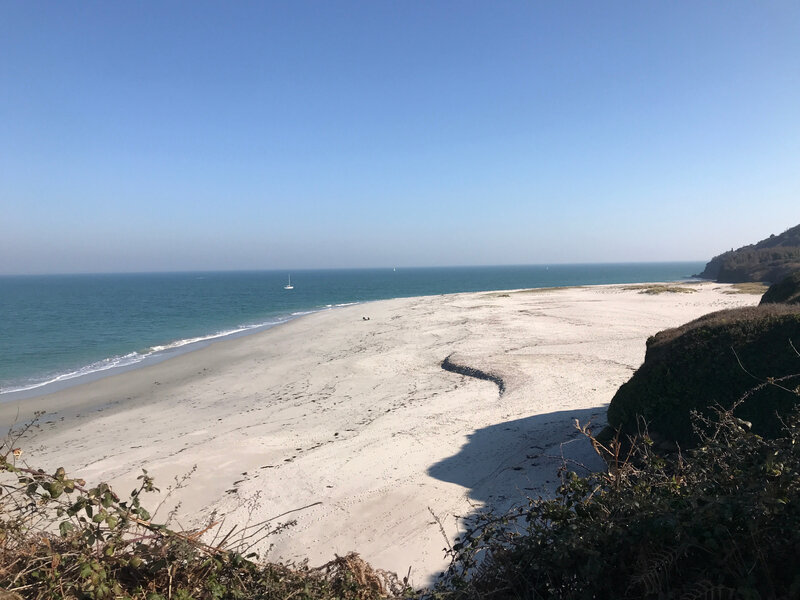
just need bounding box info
[284,275,294,290]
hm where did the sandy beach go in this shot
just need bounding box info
[0,282,759,586]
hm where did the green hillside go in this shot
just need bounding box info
[695,223,800,283]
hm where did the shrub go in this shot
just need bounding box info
[606,305,800,447]
[0,421,408,600]
[760,272,800,306]
[432,405,800,600]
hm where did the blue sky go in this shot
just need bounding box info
[1,1,798,274]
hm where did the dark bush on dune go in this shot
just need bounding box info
[606,304,800,447]
[760,271,800,306]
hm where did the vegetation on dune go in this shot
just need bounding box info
[606,304,800,447]
[722,281,769,295]
[503,287,584,296]
[695,224,800,283]
[623,284,697,295]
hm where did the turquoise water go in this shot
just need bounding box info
[0,263,703,398]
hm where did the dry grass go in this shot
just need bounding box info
[647,304,800,348]
[722,282,769,295]
[0,421,411,600]
[624,284,698,295]
[490,286,584,297]
[320,553,408,599]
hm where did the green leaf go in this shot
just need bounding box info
[47,482,64,498]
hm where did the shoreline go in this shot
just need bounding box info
[0,307,344,403]
[0,264,705,402]
[0,280,696,409]
[0,281,758,585]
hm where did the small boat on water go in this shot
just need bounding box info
[284,275,294,290]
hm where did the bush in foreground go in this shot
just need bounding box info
[0,422,407,600]
[433,405,800,600]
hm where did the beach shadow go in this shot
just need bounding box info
[422,406,608,586]
[428,405,607,512]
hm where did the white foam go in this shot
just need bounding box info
[1,352,145,394]
[0,303,363,399]
[148,327,251,352]
[0,318,289,396]
[146,318,291,354]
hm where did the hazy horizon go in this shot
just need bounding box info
[2,2,798,275]
[0,259,707,278]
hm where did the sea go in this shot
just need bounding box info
[0,263,704,401]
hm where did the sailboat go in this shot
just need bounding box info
[284,274,294,290]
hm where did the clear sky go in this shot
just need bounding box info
[1,1,798,274]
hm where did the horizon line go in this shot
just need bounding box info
[0,260,706,278]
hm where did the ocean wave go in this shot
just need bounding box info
[0,317,290,396]
[140,317,293,355]
[0,352,146,394]
[148,326,260,353]
[0,303,365,397]
[318,302,359,310]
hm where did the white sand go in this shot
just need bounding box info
[0,282,758,586]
